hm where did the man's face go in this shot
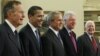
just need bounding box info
[51,14,63,31]
[86,23,95,35]
[9,4,25,27]
[30,10,44,28]
[66,16,76,30]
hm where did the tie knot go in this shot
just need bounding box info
[14,30,18,35]
[70,31,73,36]
[35,30,38,34]
[91,36,94,39]
[91,37,96,42]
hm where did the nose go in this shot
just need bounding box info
[40,18,44,21]
[22,14,25,18]
[60,21,63,25]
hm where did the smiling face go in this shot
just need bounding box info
[8,4,25,27]
[50,14,63,31]
[85,21,95,35]
[29,10,44,28]
[65,16,76,30]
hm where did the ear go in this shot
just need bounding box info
[7,10,13,18]
[28,15,32,19]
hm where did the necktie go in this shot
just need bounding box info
[91,37,98,52]
[35,30,40,47]
[70,32,77,52]
[57,32,64,47]
[14,30,21,49]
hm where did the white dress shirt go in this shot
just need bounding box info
[49,26,59,37]
[5,19,16,32]
[64,26,72,36]
[86,32,93,41]
[28,22,38,38]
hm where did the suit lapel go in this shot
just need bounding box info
[48,29,64,48]
[8,32,22,53]
[62,27,77,53]
[85,33,100,56]
[84,33,94,50]
[26,24,41,53]
[3,22,21,52]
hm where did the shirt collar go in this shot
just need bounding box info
[64,26,72,34]
[28,22,37,32]
[49,26,59,36]
[5,19,16,32]
[86,32,93,40]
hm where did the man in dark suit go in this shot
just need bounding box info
[41,11,66,56]
[77,20,100,56]
[0,1,25,56]
[19,6,44,56]
[59,11,78,56]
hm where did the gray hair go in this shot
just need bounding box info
[63,11,76,21]
[3,1,21,19]
[46,11,62,25]
[85,20,95,29]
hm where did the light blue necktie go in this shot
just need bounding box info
[57,32,64,47]
[35,30,40,47]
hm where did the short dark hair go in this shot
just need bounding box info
[28,6,43,16]
[3,1,21,18]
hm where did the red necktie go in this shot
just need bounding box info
[70,32,77,52]
[91,37,97,52]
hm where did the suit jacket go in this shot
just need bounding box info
[19,24,42,56]
[41,28,66,56]
[0,22,24,56]
[59,27,77,56]
[77,32,100,56]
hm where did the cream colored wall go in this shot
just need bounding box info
[18,0,84,37]
[0,0,84,37]
[0,0,1,23]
